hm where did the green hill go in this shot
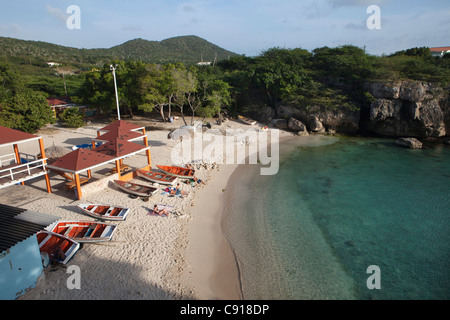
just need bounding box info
[0,35,238,66]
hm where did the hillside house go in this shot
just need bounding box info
[430,46,450,57]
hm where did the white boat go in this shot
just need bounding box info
[77,204,130,221]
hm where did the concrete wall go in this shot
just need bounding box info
[0,235,43,300]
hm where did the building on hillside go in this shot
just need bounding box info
[0,204,60,300]
[46,96,89,117]
[430,46,450,57]
[46,62,61,67]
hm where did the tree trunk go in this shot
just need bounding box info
[159,105,166,122]
[168,94,173,119]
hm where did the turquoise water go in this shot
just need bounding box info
[224,136,450,300]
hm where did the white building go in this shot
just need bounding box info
[430,47,450,58]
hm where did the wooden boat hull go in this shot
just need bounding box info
[77,204,130,221]
[156,165,195,179]
[49,220,117,243]
[114,180,158,197]
[37,230,80,264]
[136,169,178,185]
[238,115,257,125]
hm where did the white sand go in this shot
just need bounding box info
[1,116,294,300]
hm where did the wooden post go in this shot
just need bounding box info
[87,170,92,179]
[13,144,20,163]
[39,138,52,194]
[13,144,25,185]
[142,129,152,167]
[115,160,121,179]
[75,173,82,200]
[91,141,97,149]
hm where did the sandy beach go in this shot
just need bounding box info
[0,115,294,300]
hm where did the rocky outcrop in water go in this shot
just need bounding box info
[395,137,423,149]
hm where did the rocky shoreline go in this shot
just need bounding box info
[250,80,449,146]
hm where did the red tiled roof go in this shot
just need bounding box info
[48,148,114,172]
[0,126,41,147]
[430,47,450,52]
[47,96,72,106]
[95,127,145,142]
[99,120,144,132]
[94,138,147,158]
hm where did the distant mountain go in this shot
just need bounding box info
[0,35,239,66]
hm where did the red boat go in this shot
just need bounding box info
[37,230,80,265]
[50,220,117,243]
[156,165,195,179]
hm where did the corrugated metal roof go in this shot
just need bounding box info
[0,204,60,253]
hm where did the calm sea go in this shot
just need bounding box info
[223,136,450,300]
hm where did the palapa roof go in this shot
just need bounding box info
[98,120,144,133]
[0,126,42,147]
[94,138,148,158]
[47,148,114,173]
[94,126,145,143]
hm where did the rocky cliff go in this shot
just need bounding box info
[361,81,447,138]
[257,81,449,138]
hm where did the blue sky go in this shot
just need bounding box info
[0,0,449,57]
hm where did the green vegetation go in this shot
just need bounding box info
[1,35,449,133]
[60,107,84,128]
[0,64,55,133]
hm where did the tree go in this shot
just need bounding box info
[249,48,310,108]
[137,64,169,121]
[61,107,84,128]
[0,90,55,133]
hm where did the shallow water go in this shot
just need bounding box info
[224,136,450,300]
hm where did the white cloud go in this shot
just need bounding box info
[46,4,68,24]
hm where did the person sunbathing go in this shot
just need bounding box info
[153,205,169,216]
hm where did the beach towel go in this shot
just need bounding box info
[148,204,174,217]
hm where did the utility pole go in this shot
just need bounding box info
[110,65,120,120]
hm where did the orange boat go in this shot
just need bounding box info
[77,204,130,221]
[136,169,178,185]
[156,165,195,179]
[49,220,117,243]
[37,230,80,265]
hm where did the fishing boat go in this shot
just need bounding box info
[77,204,130,221]
[49,220,117,243]
[114,180,158,197]
[238,115,257,125]
[156,165,195,179]
[36,230,80,265]
[136,169,178,185]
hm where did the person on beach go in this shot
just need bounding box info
[153,205,169,216]
[172,183,189,196]
[189,177,206,186]
[185,163,194,169]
